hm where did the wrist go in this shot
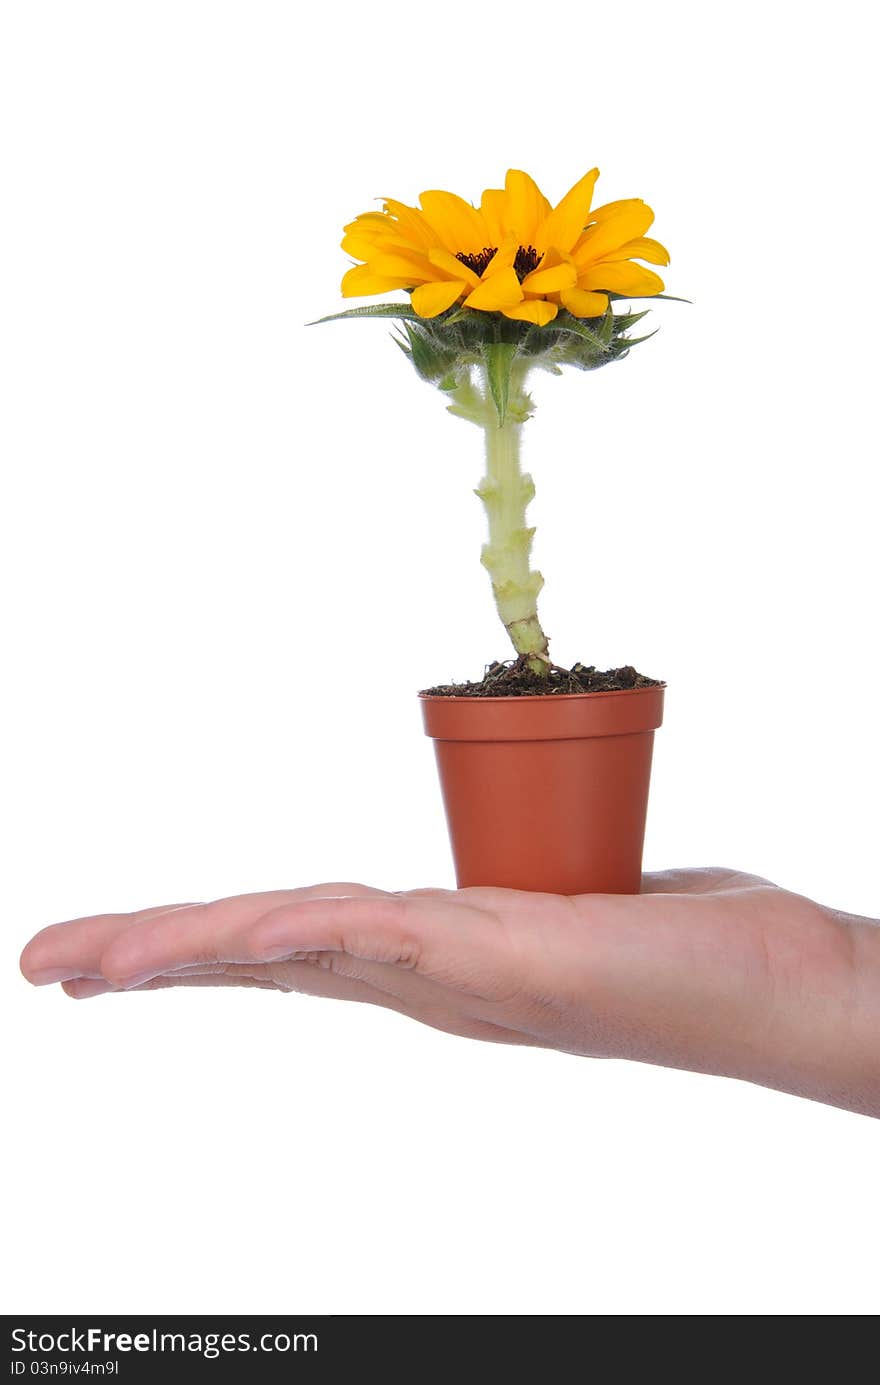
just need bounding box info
[760,894,880,1116]
[838,915,880,1114]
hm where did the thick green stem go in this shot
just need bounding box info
[472,363,550,673]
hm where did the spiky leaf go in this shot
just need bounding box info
[307,303,421,326]
[607,292,691,304]
[482,341,518,426]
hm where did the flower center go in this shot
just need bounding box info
[513,245,541,281]
[456,246,498,278]
[455,244,544,283]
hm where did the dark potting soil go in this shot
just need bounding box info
[421,656,664,698]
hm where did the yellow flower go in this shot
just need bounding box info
[340,168,669,327]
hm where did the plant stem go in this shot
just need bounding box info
[473,362,550,673]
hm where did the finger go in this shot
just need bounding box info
[184,952,482,1018]
[61,958,424,1006]
[247,894,516,1001]
[72,946,478,1029]
[98,883,392,988]
[23,894,309,983]
[62,973,279,999]
[62,977,117,999]
[60,960,262,997]
[20,903,199,985]
[60,955,533,1049]
[139,974,280,991]
[24,883,385,988]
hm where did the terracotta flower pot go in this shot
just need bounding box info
[419,685,664,895]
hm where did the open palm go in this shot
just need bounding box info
[21,868,868,1113]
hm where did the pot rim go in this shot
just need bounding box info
[418,682,666,703]
[420,682,665,742]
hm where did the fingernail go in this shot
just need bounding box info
[28,967,74,986]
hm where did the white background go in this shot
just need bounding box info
[2,0,878,1316]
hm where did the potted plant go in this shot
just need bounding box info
[315,167,675,894]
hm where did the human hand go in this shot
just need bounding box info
[19,869,880,1116]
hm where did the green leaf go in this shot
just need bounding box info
[606,291,691,304]
[610,308,650,332]
[551,311,608,341]
[482,341,518,426]
[549,313,614,366]
[306,303,421,326]
[597,306,616,346]
[620,329,659,348]
[402,321,452,382]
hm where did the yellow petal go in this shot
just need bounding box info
[574,203,655,263]
[418,190,488,253]
[463,267,523,311]
[368,250,438,283]
[479,188,507,245]
[342,211,426,260]
[579,262,664,296]
[559,288,608,318]
[481,233,518,276]
[341,232,383,260]
[428,246,481,287]
[584,198,645,225]
[536,168,600,254]
[342,217,398,246]
[341,264,414,297]
[343,212,391,231]
[502,300,559,326]
[342,228,421,260]
[604,236,670,266]
[411,280,467,317]
[381,199,442,249]
[520,262,577,294]
[504,169,551,245]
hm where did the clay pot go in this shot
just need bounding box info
[419,685,664,895]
